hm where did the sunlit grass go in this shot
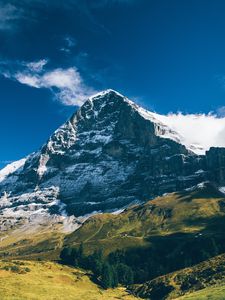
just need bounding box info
[0,260,139,300]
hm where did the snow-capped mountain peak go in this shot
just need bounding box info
[85,89,225,155]
[88,89,124,101]
[84,90,195,154]
[0,89,225,234]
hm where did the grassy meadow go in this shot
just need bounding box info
[0,260,139,300]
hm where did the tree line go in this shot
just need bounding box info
[60,244,134,288]
[60,234,225,289]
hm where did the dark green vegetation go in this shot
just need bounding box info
[59,183,225,298]
[1,182,225,299]
[131,253,225,299]
[0,260,31,274]
[60,245,134,288]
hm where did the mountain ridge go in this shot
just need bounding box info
[0,89,225,236]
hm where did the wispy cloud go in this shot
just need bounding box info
[64,36,76,48]
[0,0,138,34]
[0,3,23,30]
[0,59,96,106]
[60,36,77,53]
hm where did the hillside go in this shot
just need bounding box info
[0,260,139,300]
[0,177,225,298]
[65,182,225,254]
[52,182,225,289]
[176,285,225,300]
[130,253,225,299]
[1,182,225,269]
[0,217,66,261]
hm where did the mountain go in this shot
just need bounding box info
[62,181,225,261]
[0,180,225,299]
[2,181,225,272]
[0,89,225,236]
[56,182,224,299]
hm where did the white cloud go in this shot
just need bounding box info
[153,112,225,154]
[25,59,48,72]
[217,106,225,117]
[15,73,40,88]
[0,59,95,106]
[42,68,79,89]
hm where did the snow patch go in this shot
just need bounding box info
[116,92,225,155]
[219,187,225,194]
[185,181,208,192]
[89,89,124,102]
[0,158,26,183]
[111,208,125,215]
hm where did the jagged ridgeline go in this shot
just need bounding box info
[0,90,225,299]
[0,89,225,225]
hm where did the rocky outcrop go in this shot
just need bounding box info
[0,90,224,218]
[206,147,225,185]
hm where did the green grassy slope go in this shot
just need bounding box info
[176,284,225,300]
[0,222,65,261]
[62,183,225,298]
[1,182,224,261]
[0,183,225,299]
[0,260,139,300]
[65,183,225,256]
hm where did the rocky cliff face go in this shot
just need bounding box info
[0,90,224,223]
[206,147,225,185]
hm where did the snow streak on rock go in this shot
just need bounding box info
[0,89,225,235]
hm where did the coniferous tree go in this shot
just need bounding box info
[101,262,113,288]
[111,266,119,288]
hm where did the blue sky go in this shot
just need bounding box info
[1,0,225,167]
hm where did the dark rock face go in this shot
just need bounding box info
[0,90,224,216]
[206,147,225,185]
